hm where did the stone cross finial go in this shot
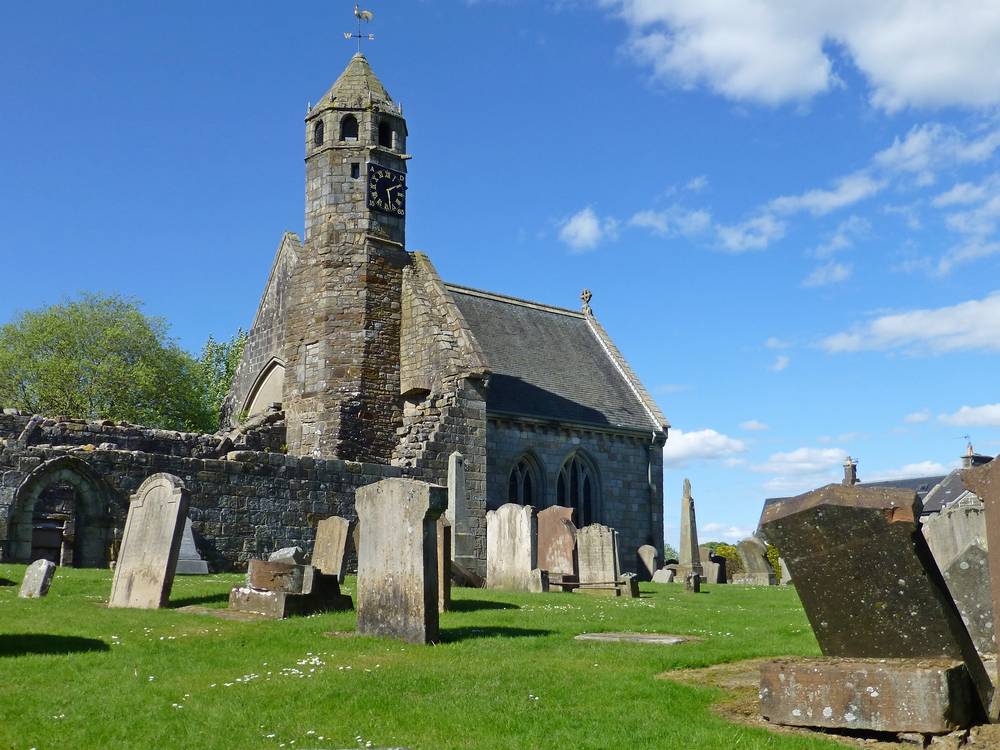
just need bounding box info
[581,289,593,315]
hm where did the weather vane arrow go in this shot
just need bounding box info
[344,3,375,53]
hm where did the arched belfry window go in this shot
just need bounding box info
[507,455,540,507]
[313,120,325,146]
[378,121,393,149]
[557,453,598,526]
[340,114,359,141]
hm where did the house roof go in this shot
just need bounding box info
[858,474,948,505]
[445,284,666,434]
[914,470,973,514]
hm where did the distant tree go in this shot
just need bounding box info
[662,542,679,561]
[0,294,214,432]
[711,543,744,582]
[197,328,247,430]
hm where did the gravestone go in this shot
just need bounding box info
[537,505,577,590]
[732,536,776,585]
[652,568,675,584]
[109,473,189,609]
[777,556,792,585]
[313,516,354,583]
[447,452,477,575]
[230,559,352,619]
[486,503,546,593]
[922,501,995,659]
[269,546,305,565]
[437,517,451,613]
[962,460,1000,697]
[19,559,55,598]
[636,544,658,582]
[675,479,703,581]
[355,478,446,645]
[684,572,701,593]
[175,517,209,575]
[699,545,726,584]
[576,523,620,596]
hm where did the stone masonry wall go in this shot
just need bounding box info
[486,417,664,574]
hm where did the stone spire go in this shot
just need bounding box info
[676,478,703,580]
[311,52,395,114]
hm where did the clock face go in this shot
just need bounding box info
[367,164,406,217]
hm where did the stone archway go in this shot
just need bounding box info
[6,456,118,568]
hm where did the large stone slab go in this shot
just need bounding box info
[963,459,1000,701]
[922,501,995,658]
[760,658,978,734]
[247,559,305,593]
[437,517,451,613]
[313,516,354,582]
[651,568,674,584]
[676,479,702,581]
[577,523,620,584]
[486,503,546,593]
[636,544,658,582]
[537,505,577,580]
[447,452,477,575]
[19,559,55,598]
[732,536,775,586]
[175,517,209,575]
[355,478,446,645]
[109,473,189,609]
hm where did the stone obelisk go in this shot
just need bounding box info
[676,478,703,581]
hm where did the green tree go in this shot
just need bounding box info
[662,542,679,561]
[766,543,782,580]
[710,543,744,582]
[197,328,247,429]
[0,294,214,432]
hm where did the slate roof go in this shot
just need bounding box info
[916,470,974,514]
[445,285,665,434]
[763,474,949,512]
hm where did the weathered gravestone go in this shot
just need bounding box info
[486,503,547,593]
[437,516,451,613]
[229,558,352,619]
[109,473,189,609]
[963,459,1000,695]
[577,523,634,596]
[676,479,703,581]
[313,516,354,583]
[269,546,305,565]
[537,505,577,591]
[175,517,209,575]
[922,501,995,659]
[19,559,55,598]
[759,483,994,729]
[651,568,675,584]
[699,545,726,584]
[446,451,478,576]
[732,536,776,586]
[355,478,446,645]
[636,544,658,582]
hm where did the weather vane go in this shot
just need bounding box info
[344,3,375,53]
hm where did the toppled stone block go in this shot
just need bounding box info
[247,559,306,593]
[228,583,351,620]
[760,658,978,734]
[268,546,305,565]
[19,559,56,598]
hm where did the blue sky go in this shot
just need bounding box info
[3,1,1000,546]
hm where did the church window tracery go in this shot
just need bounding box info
[507,455,540,506]
[557,453,598,526]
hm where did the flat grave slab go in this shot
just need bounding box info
[574,632,695,645]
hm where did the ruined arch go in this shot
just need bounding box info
[243,357,286,418]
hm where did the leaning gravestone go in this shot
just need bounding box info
[109,473,189,609]
[732,536,776,585]
[651,568,675,584]
[313,516,354,583]
[486,503,546,593]
[175,517,209,575]
[636,544,659,582]
[355,478,446,645]
[759,483,994,728]
[19,559,56,598]
[537,505,577,590]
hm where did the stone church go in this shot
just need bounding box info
[0,53,667,574]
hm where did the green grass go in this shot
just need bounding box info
[0,564,843,750]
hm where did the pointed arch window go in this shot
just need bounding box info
[340,114,359,141]
[557,453,598,526]
[313,120,325,146]
[507,455,540,506]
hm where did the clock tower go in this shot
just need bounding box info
[282,52,411,462]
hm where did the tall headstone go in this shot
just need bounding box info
[676,479,702,581]
[577,524,620,584]
[437,516,452,613]
[537,505,577,588]
[175,517,209,575]
[313,515,354,583]
[732,536,776,586]
[447,452,477,573]
[486,503,546,593]
[355,478,445,644]
[109,474,189,609]
[636,544,658,581]
[19,559,56,598]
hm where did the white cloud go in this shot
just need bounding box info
[754,446,845,476]
[558,207,619,251]
[802,261,852,288]
[939,404,1000,427]
[764,336,790,349]
[662,428,747,468]
[814,215,870,258]
[685,175,709,192]
[629,206,712,237]
[865,461,950,482]
[904,409,931,424]
[602,1,1000,111]
[821,291,1000,354]
[716,214,785,252]
[769,355,790,372]
[740,419,769,431]
[874,124,1000,184]
[770,173,886,216]
[701,522,755,542]
[934,180,993,208]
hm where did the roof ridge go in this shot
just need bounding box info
[444,283,583,318]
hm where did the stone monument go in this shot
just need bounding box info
[229,557,352,619]
[437,516,451,613]
[636,544,658,581]
[537,505,577,591]
[732,536,776,586]
[576,523,634,596]
[19,559,55,598]
[486,503,547,593]
[175,517,209,575]
[109,473,189,609]
[675,479,702,582]
[313,515,355,583]
[355,478,446,644]
[699,545,726,584]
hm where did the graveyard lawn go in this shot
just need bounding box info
[0,565,848,750]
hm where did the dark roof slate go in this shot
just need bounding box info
[446,285,661,433]
[916,470,972,514]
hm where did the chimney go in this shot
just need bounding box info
[962,442,993,469]
[842,456,859,486]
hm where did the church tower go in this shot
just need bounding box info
[282,52,411,461]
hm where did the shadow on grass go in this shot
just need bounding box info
[0,634,110,658]
[169,592,230,608]
[0,578,15,587]
[448,599,520,612]
[440,626,553,643]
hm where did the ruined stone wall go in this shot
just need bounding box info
[486,417,664,574]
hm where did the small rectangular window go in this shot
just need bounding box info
[351,163,360,179]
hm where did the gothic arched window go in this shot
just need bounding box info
[313,120,325,146]
[340,114,359,141]
[378,121,393,149]
[557,453,598,526]
[507,455,540,506]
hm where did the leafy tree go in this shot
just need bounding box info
[0,294,216,432]
[662,542,679,561]
[711,543,744,582]
[766,543,782,580]
[197,328,247,429]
